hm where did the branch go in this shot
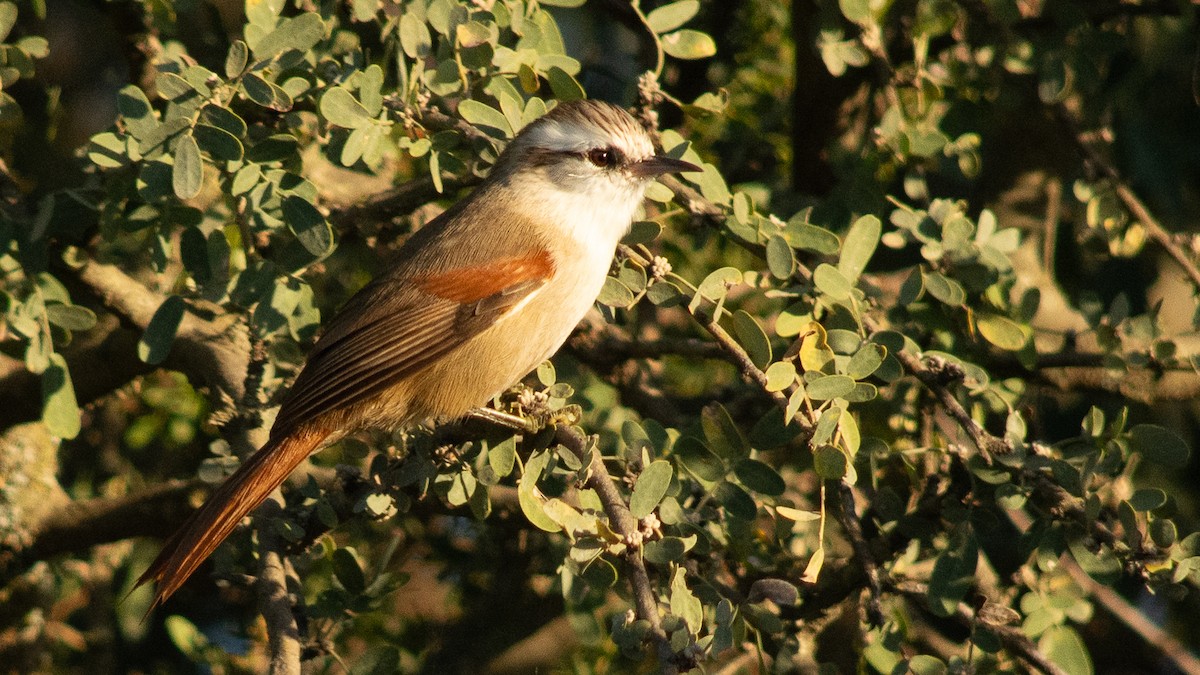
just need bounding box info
[834,483,883,626]
[892,580,1070,675]
[255,497,303,675]
[74,259,251,405]
[1056,104,1200,290]
[887,344,1012,462]
[553,424,680,672]
[0,314,152,432]
[326,175,473,233]
[0,478,203,588]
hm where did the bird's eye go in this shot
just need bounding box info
[586,147,618,168]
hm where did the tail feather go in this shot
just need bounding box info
[136,425,330,609]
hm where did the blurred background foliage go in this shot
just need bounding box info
[1,0,1200,673]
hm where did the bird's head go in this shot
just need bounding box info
[495,100,699,208]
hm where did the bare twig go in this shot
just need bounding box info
[1057,104,1200,290]
[835,483,883,626]
[255,496,303,675]
[888,346,1011,462]
[892,580,1070,675]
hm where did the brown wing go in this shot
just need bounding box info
[269,251,556,438]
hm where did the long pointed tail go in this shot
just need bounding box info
[136,424,330,608]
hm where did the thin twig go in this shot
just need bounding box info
[892,580,1070,675]
[554,425,679,673]
[835,483,883,626]
[1057,104,1200,290]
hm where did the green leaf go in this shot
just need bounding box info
[538,0,586,6]
[907,655,947,675]
[156,72,196,100]
[596,276,636,308]
[629,460,672,519]
[783,217,840,254]
[813,263,852,301]
[200,105,247,138]
[806,374,855,400]
[643,537,687,564]
[764,361,796,392]
[732,310,772,368]
[164,615,207,657]
[838,0,873,25]
[42,353,80,439]
[661,29,716,59]
[45,304,97,331]
[172,134,203,199]
[252,12,325,59]
[488,436,517,478]
[846,343,885,380]
[813,445,846,479]
[702,403,749,460]
[1128,488,1167,512]
[359,64,384,116]
[646,1,700,34]
[976,313,1027,350]
[674,436,724,482]
[138,295,185,365]
[0,3,17,42]
[321,87,373,128]
[765,234,795,279]
[242,73,293,111]
[225,40,248,77]
[282,195,333,257]
[87,132,128,169]
[839,215,880,281]
[926,532,978,616]
[117,85,157,141]
[459,99,511,137]
[1039,626,1094,675]
[733,459,784,496]
[331,547,366,595]
[519,450,559,532]
[714,481,757,520]
[192,124,243,162]
[400,14,432,58]
[669,568,703,634]
[546,66,584,101]
[1129,424,1190,468]
[923,270,966,306]
[697,266,742,301]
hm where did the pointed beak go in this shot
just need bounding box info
[630,154,702,178]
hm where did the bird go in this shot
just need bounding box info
[136,99,700,607]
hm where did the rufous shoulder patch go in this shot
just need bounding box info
[413,249,556,303]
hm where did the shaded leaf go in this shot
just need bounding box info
[733,459,784,496]
[253,12,325,59]
[732,310,772,368]
[172,134,203,199]
[331,547,366,595]
[138,295,186,365]
[629,460,672,519]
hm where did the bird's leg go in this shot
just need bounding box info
[467,406,540,433]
